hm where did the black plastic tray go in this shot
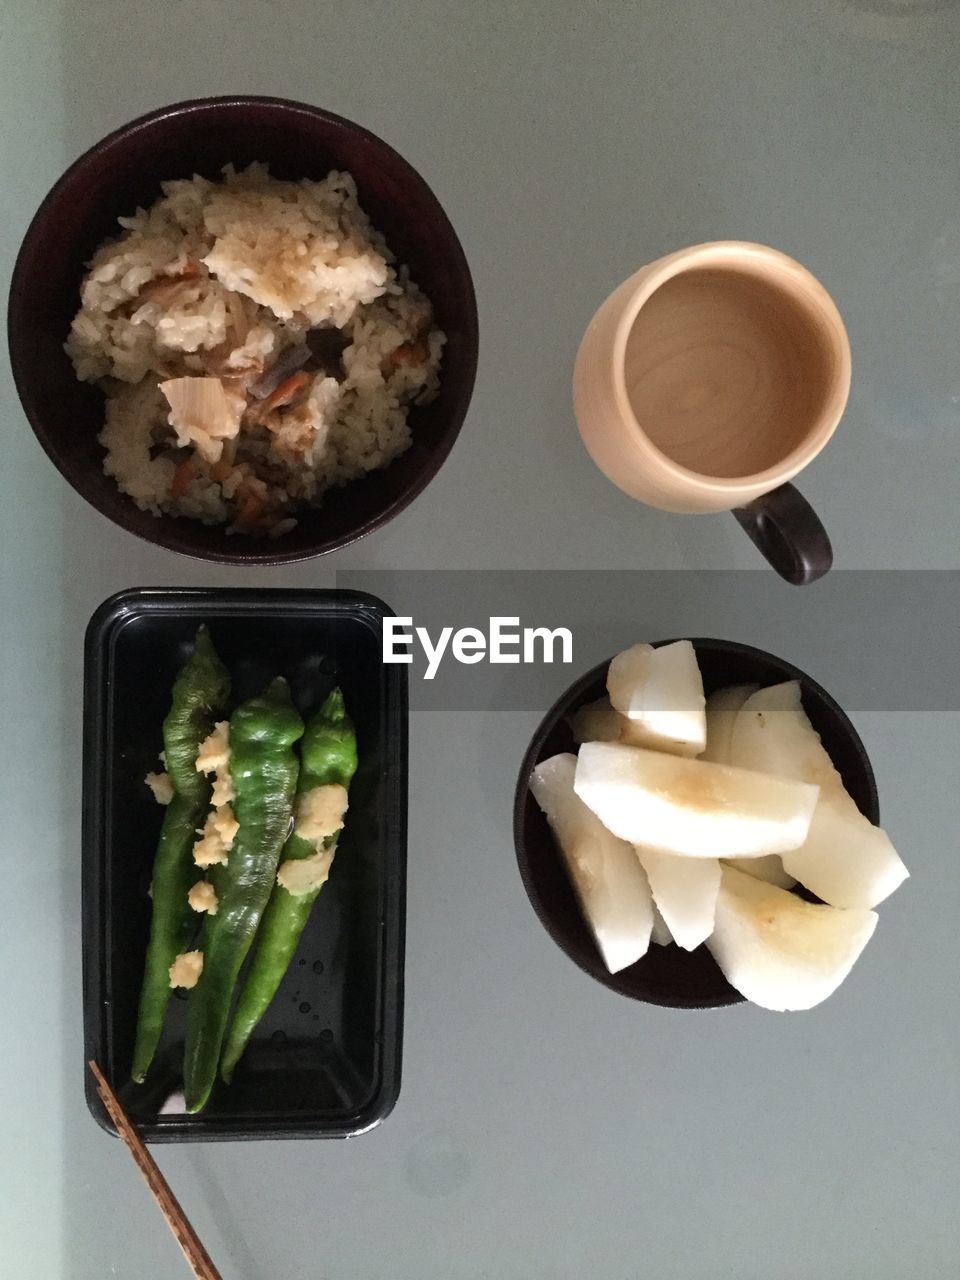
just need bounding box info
[83,588,406,1141]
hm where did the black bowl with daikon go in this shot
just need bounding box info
[514,638,908,1011]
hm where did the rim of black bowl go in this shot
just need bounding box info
[513,638,880,1010]
[7,95,479,565]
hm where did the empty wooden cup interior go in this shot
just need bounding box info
[573,243,851,584]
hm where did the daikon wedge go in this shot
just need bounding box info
[710,687,793,887]
[650,903,673,946]
[729,682,909,908]
[530,753,653,973]
[708,865,878,1010]
[729,682,837,786]
[700,684,759,764]
[606,641,706,756]
[636,848,720,951]
[725,854,796,891]
[574,742,819,858]
[784,803,907,909]
[569,697,673,749]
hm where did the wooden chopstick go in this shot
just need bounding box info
[88,1061,223,1280]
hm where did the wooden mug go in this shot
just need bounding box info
[573,242,851,584]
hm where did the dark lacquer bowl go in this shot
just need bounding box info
[8,96,478,564]
[513,638,879,1009]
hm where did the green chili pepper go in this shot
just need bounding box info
[220,688,358,1083]
[183,677,303,1113]
[131,627,230,1084]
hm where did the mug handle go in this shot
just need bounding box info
[732,483,833,585]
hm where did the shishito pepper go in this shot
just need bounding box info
[183,677,303,1113]
[131,627,230,1083]
[220,688,358,1082]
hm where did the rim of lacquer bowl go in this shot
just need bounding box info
[7,95,479,565]
[512,637,879,1009]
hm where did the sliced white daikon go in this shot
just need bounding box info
[708,865,878,1011]
[729,682,837,786]
[605,641,706,756]
[710,687,795,888]
[569,696,669,748]
[574,741,819,859]
[725,854,796,891]
[650,903,673,946]
[530,753,653,973]
[636,847,720,951]
[700,684,759,764]
[729,682,909,908]
[783,803,907,910]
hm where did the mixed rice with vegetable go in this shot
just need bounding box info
[67,163,444,536]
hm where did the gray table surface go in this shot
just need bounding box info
[2,2,958,1277]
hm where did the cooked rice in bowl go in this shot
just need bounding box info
[67,163,444,536]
